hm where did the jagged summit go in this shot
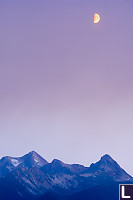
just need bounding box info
[41,158,72,175]
[98,154,118,168]
[21,150,49,168]
[22,150,42,157]
[41,159,88,175]
[89,154,114,167]
[22,150,44,159]
[0,151,132,200]
[26,150,42,156]
[90,154,118,167]
[98,154,117,167]
[51,159,66,167]
[27,150,37,155]
[101,154,113,160]
[89,154,131,181]
[0,151,48,177]
[0,152,131,183]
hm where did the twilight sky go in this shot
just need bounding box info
[0,0,133,175]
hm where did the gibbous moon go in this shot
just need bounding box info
[94,13,100,24]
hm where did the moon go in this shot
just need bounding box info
[94,13,100,24]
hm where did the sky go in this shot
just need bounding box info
[0,0,133,175]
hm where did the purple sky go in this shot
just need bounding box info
[0,0,133,175]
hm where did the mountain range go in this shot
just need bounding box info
[0,151,132,200]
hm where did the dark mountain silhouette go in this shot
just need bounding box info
[0,151,132,200]
[38,183,119,200]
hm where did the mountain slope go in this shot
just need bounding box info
[41,159,87,175]
[0,152,131,200]
[0,151,48,177]
[87,154,131,181]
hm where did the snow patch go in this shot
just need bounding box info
[11,159,21,167]
[34,158,42,166]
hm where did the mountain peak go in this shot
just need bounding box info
[101,154,112,159]
[52,159,65,166]
[26,150,39,157]
[89,154,131,181]
[22,151,48,168]
[90,154,119,171]
[100,154,114,163]
[29,150,36,154]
